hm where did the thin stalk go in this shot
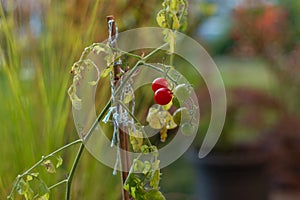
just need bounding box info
[23,139,83,177]
[142,63,177,83]
[65,142,84,200]
[7,139,83,199]
[170,53,174,66]
[83,100,112,141]
[142,43,168,61]
[111,47,143,60]
[48,179,68,190]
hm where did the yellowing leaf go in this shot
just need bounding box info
[56,156,63,168]
[165,113,177,129]
[42,160,56,174]
[93,46,105,54]
[17,178,34,199]
[31,173,39,177]
[88,81,98,86]
[156,10,167,28]
[129,128,143,152]
[26,175,33,181]
[100,67,112,78]
[170,0,179,10]
[170,12,180,30]
[37,193,50,200]
[146,106,163,129]
[160,125,168,142]
[68,85,82,110]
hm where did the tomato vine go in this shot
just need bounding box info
[7,1,193,199]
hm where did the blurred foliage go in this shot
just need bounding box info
[194,0,300,151]
[0,0,209,199]
[201,0,300,190]
[4,0,300,198]
[0,0,166,199]
[231,0,300,113]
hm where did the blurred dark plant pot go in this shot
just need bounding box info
[190,149,270,200]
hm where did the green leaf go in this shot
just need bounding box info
[142,161,151,174]
[28,176,49,199]
[17,178,34,200]
[123,183,129,192]
[133,159,145,172]
[42,160,56,174]
[141,145,150,154]
[56,156,63,168]
[131,187,137,198]
[150,170,161,190]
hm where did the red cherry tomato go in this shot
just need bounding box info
[154,88,172,105]
[152,77,168,92]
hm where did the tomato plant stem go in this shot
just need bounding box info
[7,139,82,199]
[48,179,68,190]
[65,142,84,200]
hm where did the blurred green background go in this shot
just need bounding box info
[1,0,300,199]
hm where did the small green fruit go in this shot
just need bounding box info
[181,123,196,136]
[173,84,191,103]
[172,107,192,125]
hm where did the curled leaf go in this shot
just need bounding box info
[156,10,167,28]
[93,45,105,54]
[68,85,82,110]
[42,160,56,174]
[56,156,63,168]
[26,175,33,182]
[17,178,34,199]
[88,81,98,86]
[129,127,143,152]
